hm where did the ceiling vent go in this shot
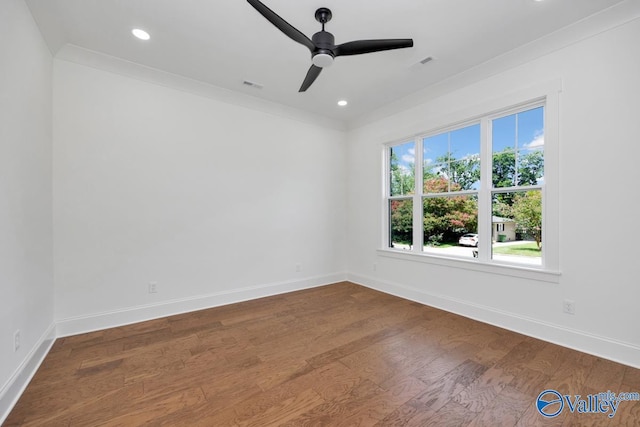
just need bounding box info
[242,80,264,89]
[420,56,434,65]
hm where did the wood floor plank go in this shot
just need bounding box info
[516,404,567,427]
[71,386,207,427]
[238,388,324,427]
[412,399,477,426]
[282,379,383,426]
[453,366,515,413]
[584,357,627,391]
[467,386,531,426]
[508,366,551,401]
[5,281,639,426]
[622,366,640,389]
[544,350,595,397]
[403,358,487,420]
[614,394,640,426]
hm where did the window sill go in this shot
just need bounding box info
[377,248,561,283]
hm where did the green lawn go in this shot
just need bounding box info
[428,242,457,248]
[492,242,541,257]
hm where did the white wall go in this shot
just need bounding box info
[53,60,347,332]
[347,17,640,367]
[0,0,55,415]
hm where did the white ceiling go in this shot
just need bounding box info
[25,0,628,125]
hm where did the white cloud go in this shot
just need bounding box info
[398,164,413,176]
[402,153,415,164]
[460,152,480,161]
[524,130,544,150]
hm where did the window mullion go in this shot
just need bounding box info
[412,137,423,252]
[477,117,491,261]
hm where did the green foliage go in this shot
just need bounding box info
[492,148,516,188]
[426,154,480,192]
[443,156,480,191]
[390,151,414,196]
[423,183,478,245]
[492,148,544,188]
[492,191,542,249]
[492,197,512,219]
[492,148,543,206]
[427,233,443,246]
[511,191,542,249]
[390,199,413,244]
[519,151,544,186]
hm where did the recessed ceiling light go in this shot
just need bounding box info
[337,100,348,107]
[132,28,150,40]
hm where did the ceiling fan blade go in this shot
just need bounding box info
[299,65,323,92]
[247,0,314,51]
[335,39,413,57]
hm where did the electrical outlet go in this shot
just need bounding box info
[563,299,575,315]
[373,263,377,271]
[148,282,158,294]
[14,330,20,352]
[295,264,302,272]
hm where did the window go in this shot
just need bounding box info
[491,106,544,266]
[422,123,480,258]
[384,101,550,270]
[389,141,415,249]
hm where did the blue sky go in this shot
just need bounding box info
[493,106,544,154]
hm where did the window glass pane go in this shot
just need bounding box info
[517,107,544,148]
[423,133,449,166]
[424,124,480,193]
[423,194,478,259]
[493,107,544,188]
[450,158,480,191]
[517,106,544,186]
[491,190,542,266]
[492,114,516,153]
[390,142,415,196]
[390,199,413,250]
[450,124,481,190]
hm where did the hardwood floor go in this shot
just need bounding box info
[4,282,640,426]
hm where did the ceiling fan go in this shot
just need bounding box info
[247,0,414,92]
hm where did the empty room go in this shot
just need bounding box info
[2,0,639,425]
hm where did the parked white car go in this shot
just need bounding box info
[458,233,478,247]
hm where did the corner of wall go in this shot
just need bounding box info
[0,323,57,425]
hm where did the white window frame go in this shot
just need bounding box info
[379,81,561,283]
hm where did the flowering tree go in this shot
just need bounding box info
[423,177,477,245]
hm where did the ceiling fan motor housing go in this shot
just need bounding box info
[311,31,335,67]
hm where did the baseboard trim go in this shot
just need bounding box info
[0,323,56,425]
[348,273,640,370]
[56,273,348,337]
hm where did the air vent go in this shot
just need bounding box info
[420,56,434,65]
[242,80,264,89]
